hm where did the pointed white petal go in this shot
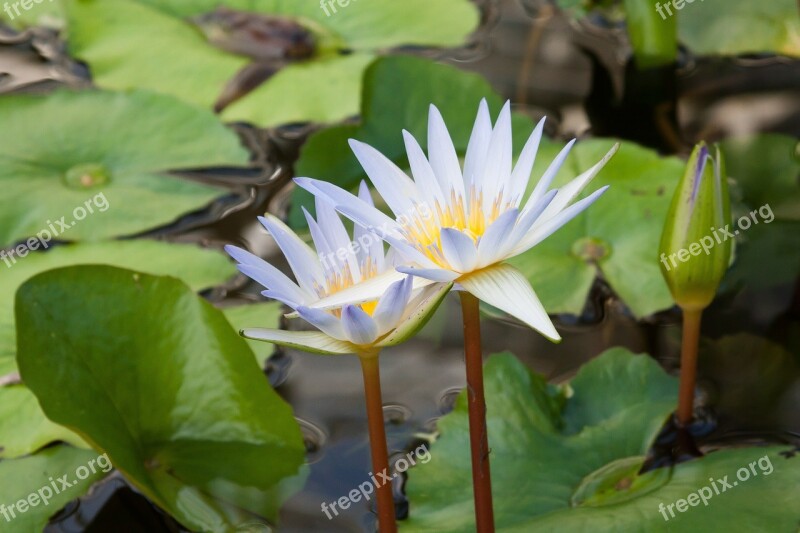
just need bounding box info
[428,104,466,201]
[241,329,355,355]
[508,189,557,247]
[476,208,519,266]
[440,228,479,272]
[258,215,324,294]
[226,245,310,305]
[309,269,406,310]
[396,265,460,282]
[377,282,453,347]
[371,275,414,334]
[462,99,493,192]
[458,263,560,341]
[512,185,610,256]
[537,143,619,222]
[349,139,418,216]
[314,196,360,278]
[296,306,346,340]
[354,181,385,271]
[508,117,545,205]
[260,289,301,308]
[403,130,444,207]
[341,305,379,344]
[477,101,512,213]
[522,138,576,217]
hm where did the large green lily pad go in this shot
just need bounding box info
[289,55,539,227]
[0,89,249,248]
[1,239,235,375]
[401,350,800,531]
[221,301,283,367]
[678,0,800,58]
[509,139,683,318]
[0,446,109,533]
[65,0,479,127]
[15,266,306,531]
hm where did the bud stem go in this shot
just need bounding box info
[358,352,397,532]
[459,291,495,532]
[676,308,703,426]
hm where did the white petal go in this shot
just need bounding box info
[349,139,418,216]
[428,104,466,201]
[508,189,557,247]
[376,282,453,347]
[372,275,413,334]
[296,306,346,340]
[314,197,360,278]
[309,269,421,310]
[476,208,519,266]
[521,138,576,220]
[458,263,560,341]
[508,117,545,205]
[354,182,386,273]
[511,185,610,256]
[536,143,619,222]
[260,289,302,308]
[226,245,309,304]
[241,329,354,355]
[477,100,512,213]
[258,215,324,294]
[403,130,444,208]
[396,265,460,282]
[341,305,379,345]
[462,99,492,192]
[440,228,478,273]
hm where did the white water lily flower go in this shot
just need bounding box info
[295,100,618,341]
[225,184,451,355]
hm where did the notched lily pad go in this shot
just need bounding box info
[15,266,306,532]
[401,349,800,532]
[0,89,249,248]
[66,0,479,127]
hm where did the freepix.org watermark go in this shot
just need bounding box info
[2,0,57,21]
[320,443,431,520]
[655,0,704,20]
[659,203,774,272]
[657,454,773,521]
[319,0,361,17]
[0,453,113,523]
[1,192,110,269]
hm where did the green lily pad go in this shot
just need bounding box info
[509,139,683,318]
[1,239,235,376]
[15,266,306,531]
[65,0,479,127]
[221,302,283,367]
[401,349,800,531]
[0,0,64,29]
[0,240,235,460]
[678,0,800,57]
[289,55,537,227]
[721,134,800,291]
[0,89,249,248]
[0,446,109,533]
[0,385,87,459]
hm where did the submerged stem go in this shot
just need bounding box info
[459,291,495,533]
[677,308,703,426]
[358,352,397,533]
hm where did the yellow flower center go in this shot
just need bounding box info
[316,258,380,316]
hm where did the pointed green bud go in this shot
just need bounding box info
[659,143,732,311]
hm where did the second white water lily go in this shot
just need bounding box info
[297,100,618,341]
[225,183,451,354]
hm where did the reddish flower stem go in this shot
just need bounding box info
[459,291,495,533]
[677,308,703,426]
[359,353,397,533]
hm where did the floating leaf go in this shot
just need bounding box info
[221,302,283,367]
[0,446,108,533]
[290,55,537,227]
[65,0,479,127]
[0,0,64,29]
[0,89,249,248]
[16,266,306,531]
[0,240,235,460]
[678,0,800,57]
[509,139,683,318]
[402,349,800,531]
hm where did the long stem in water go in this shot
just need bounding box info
[358,352,397,533]
[677,308,703,426]
[459,291,495,533]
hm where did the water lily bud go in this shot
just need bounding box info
[659,143,732,311]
